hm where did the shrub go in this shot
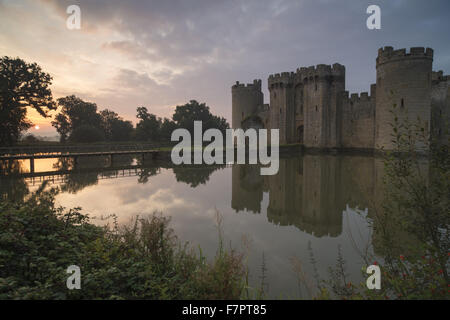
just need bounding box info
[312,103,449,300]
[0,187,245,299]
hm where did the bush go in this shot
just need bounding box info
[0,187,245,299]
[312,103,449,300]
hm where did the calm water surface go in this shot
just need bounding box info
[1,154,387,298]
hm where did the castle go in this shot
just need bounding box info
[232,47,449,150]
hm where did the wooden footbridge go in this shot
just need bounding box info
[0,144,167,174]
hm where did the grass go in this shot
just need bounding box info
[0,186,247,300]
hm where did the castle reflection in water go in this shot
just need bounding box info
[1,153,387,240]
[232,155,384,238]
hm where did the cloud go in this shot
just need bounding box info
[1,0,449,135]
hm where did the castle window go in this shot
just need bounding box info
[273,92,277,99]
[315,105,318,112]
[280,108,282,114]
[315,83,318,91]
[401,98,404,108]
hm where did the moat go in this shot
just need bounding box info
[1,154,389,298]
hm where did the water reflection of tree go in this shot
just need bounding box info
[0,161,29,202]
[138,167,160,184]
[172,165,225,188]
[52,155,138,194]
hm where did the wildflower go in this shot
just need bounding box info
[438,269,443,275]
[373,261,377,265]
[399,255,405,261]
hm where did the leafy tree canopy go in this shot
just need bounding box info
[135,106,162,142]
[0,56,56,145]
[99,109,133,142]
[69,124,105,143]
[51,95,102,142]
[172,100,229,135]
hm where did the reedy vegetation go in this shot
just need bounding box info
[311,103,449,299]
[0,185,246,299]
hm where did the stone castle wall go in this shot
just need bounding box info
[268,72,295,145]
[431,71,450,146]
[232,46,449,151]
[340,86,376,149]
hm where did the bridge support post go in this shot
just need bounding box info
[29,158,35,174]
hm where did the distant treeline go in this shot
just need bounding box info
[0,56,229,145]
[51,97,229,143]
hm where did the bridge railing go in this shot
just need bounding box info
[0,143,175,156]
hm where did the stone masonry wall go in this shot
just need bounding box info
[231,46,448,152]
[340,85,376,149]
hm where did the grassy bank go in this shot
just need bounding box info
[0,187,246,300]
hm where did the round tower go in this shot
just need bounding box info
[375,46,433,151]
[231,80,263,129]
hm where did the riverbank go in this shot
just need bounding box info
[0,190,247,299]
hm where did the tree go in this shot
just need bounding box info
[52,113,70,143]
[69,124,105,143]
[99,109,134,141]
[51,95,102,142]
[160,118,178,141]
[0,56,56,145]
[110,118,134,141]
[99,109,119,141]
[135,107,162,142]
[22,134,40,144]
[172,100,229,136]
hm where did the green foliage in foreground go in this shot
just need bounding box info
[0,188,245,300]
[313,104,449,300]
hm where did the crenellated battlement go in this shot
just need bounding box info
[342,91,374,103]
[294,63,345,82]
[232,45,447,151]
[377,46,433,65]
[331,63,345,77]
[232,79,262,91]
[432,70,450,83]
[268,72,294,87]
[370,84,376,96]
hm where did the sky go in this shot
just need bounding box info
[1,0,449,136]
